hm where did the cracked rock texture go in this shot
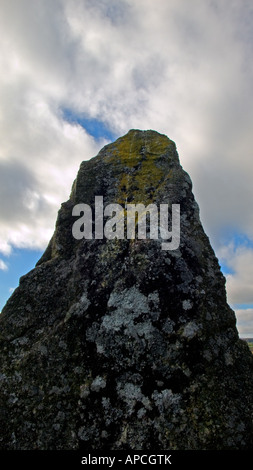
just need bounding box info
[0,129,253,450]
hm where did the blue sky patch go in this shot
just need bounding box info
[0,248,43,311]
[62,108,117,142]
[220,229,253,250]
[233,303,253,310]
[219,262,235,276]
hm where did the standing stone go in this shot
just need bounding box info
[0,129,252,450]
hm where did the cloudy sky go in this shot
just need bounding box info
[0,0,253,337]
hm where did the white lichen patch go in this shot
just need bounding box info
[108,286,149,313]
[117,382,149,414]
[152,389,181,412]
[90,376,107,392]
[102,286,149,332]
[182,299,193,310]
[182,321,201,339]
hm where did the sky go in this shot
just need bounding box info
[0,0,253,337]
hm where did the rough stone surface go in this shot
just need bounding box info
[0,129,253,450]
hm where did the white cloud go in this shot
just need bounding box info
[235,309,253,338]
[0,260,8,271]
[216,241,253,335]
[220,245,253,305]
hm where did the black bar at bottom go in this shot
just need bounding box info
[0,450,252,467]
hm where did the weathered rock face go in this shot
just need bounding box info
[0,129,253,450]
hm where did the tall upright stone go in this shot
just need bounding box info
[0,130,253,450]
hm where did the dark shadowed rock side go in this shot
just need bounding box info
[0,129,253,450]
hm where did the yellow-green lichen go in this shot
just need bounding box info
[107,130,175,205]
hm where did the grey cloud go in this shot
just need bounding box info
[0,0,74,79]
[83,0,131,25]
[0,160,38,222]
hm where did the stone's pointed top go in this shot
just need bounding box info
[69,127,181,214]
[112,128,175,148]
[97,129,176,160]
[119,128,167,135]
[0,130,253,451]
[124,128,171,138]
